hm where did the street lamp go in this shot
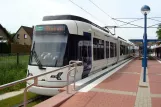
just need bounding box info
[141,5,150,14]
[141,5,150,82]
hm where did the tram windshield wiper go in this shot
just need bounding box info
[31,42,46,69]
[54,58,58,67]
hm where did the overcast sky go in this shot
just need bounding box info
[0,0,161,40]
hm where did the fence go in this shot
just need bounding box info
[0,53,30,94]
[11,44,31,53]
[0,53,30,66]
[0,61,82,107]
[0,43,31,54]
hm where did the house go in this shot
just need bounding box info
[13,26,33,45]
[0,24,12,53]
[0,24,11,43]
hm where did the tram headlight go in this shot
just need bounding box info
[28,73,33,76]
[27,70,33,77]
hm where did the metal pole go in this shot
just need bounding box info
[17,53,19,65]
[143,13,147,82]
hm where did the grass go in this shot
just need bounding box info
[0,54,29,64]
[0,92,39,107]
[27,100,43,107]
[27,96,50,107]
[0,54,29,94]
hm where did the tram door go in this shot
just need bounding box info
[78,32,92,78]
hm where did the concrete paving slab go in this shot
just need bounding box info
[95,72,140,92]
[35,59,161,107]
[151,98,161,107]
[0,88,24,100]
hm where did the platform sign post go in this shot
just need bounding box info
[141,5,150,82]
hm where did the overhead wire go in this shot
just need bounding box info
[119,18,143,27]
[112,17,161,19]
[148,18,161,23]
[112,18,143,28]
[68,0,106,26]
[149,17,161,19]
[68,0,161,34]
[113,18,143,19]
[148,23,161,28]
[112,17,161,28]
[68,0,114,35]
[88,0,119,26]
[115,27,158,28]
[147,18,161,28]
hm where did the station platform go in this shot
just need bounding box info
[35,58,161,107]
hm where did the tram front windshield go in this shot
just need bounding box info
[29,25,68,67]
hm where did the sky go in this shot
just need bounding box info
[0,0,161,40]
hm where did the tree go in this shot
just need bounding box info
[156,24,161,39]
[7,31,16,38]
[6,30,16,43]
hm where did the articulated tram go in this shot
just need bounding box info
[27,15,135,96]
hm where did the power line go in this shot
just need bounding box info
[117,27,158,28]
[68,0,114,35]
[149,17,161,19]
[88,0,119,26]
[113,18,143,19]
[119,18,143,27]
[68,0,160,34]
[112,18,143,28]
[108,17,161,28]
[68,0,103,24]
[148,18,161,23]
[148,23,161,28]
[113,17,161,19]
[105,26,158,29]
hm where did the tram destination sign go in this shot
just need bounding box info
[35,25,66,35]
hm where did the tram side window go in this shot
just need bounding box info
[129,46,131,54]
[114,43,117,57]
[93,38,104,60]
[106,41,109,58]
[64,34,91,66]
[99,40,104,59]
[123,45,125,55]
[93,38,98,60]
[64,35,79,65]
[125,46,128,54]
[127,46,129,54]
[110,42,114,57]
[120,45,124,56]
[113,43,115,57]
[120,45,122,55]
[125,46,127,54]
[124,46,126,55]
[128,46,131,54]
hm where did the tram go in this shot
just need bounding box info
[27,15,135,96]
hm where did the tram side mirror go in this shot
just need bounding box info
[69,60,83,67]
[77,62,83,66]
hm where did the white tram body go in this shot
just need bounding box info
[27,15,135,96]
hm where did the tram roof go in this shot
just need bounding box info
[43,15,110,34]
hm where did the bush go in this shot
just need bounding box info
[0,55,29,94]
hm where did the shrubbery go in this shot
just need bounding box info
[0,55,29,94]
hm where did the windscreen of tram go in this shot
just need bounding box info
[29,25,68,67]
